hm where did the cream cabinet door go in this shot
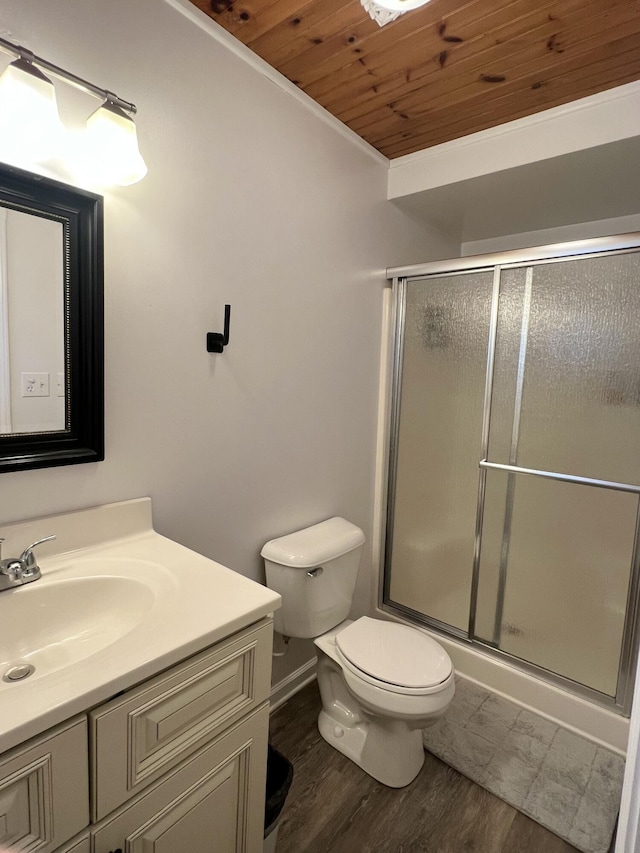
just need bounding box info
[0,717,88,853]
[92,703,269,853]
[91,619,272,820]
[56,834,90,853]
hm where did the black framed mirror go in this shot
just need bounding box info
[0,163,103,473]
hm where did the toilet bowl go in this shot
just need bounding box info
[261,517,455,788]
[314,617,454,787]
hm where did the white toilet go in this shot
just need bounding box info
[262,517,455,788]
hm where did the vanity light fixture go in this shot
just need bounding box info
[0,36,147,186]
[361,0,433,26]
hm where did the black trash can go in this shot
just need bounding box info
[264,744,294,852]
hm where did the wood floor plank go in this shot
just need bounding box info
[269,682,323,762]
[344,762,502,853]
[305,754,462,853]
[269,682,582,853]
[425,778,516,853]
[503,811,582,853]
[274,740,364,851]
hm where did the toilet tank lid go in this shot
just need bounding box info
[260,517,365,568]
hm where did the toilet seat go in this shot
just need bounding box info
[335,617,453,696]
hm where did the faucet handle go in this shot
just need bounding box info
[1,559,23,580]
[20,534,56,568]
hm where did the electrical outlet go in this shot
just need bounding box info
[21,372,50,397]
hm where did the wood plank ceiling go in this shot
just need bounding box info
[190,0,640,159]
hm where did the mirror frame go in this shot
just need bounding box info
[0,163,104,473]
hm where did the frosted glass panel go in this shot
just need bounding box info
[476,470,637,696]
[512,252,640,483]
[487,268,529,463]
[388,272,494,631]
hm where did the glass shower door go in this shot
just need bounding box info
[386,270,495,634]
[384,243,640,708]
[474,251,640,699]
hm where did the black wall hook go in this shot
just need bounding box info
[207,304,231,353]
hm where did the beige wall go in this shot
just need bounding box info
[461,212,640,256]
[0,0,457,682]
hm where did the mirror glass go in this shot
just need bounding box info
[1,207,66,434]
[0,163,103,473]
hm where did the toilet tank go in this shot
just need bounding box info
[261,517,365,638]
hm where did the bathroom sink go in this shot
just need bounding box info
[0,497,281,754]
[0,572,157,682]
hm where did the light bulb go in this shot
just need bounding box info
[0,58,64,167]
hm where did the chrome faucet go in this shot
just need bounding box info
[0,535,56,591]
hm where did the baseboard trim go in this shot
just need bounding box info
[270,659,317,713]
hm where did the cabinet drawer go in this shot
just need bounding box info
[0,716,89,853]
[92,703,269,853]
[90,619,272,820]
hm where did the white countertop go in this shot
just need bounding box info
[0,498,281,753]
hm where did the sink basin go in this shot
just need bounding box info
[0,573,156,682]
[0,497,281,754]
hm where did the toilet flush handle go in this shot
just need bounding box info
[307,567,323,578]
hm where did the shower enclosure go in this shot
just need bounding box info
[383,234,640,715]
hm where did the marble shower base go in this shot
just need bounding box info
[422,676,625,853]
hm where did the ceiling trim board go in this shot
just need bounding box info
[388,79,640,199]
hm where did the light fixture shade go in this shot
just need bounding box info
[0,58,64,166]
[370,0,432,10]
[81,101,147,186]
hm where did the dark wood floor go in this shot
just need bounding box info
[269,681,581,853]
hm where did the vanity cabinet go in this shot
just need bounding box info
[0,618,273,853]
[0,717,88,853]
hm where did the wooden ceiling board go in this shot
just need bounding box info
[283,0,487,95]
[311,0,631,119]
[249,0,368,65]
[192,0,282,38]
[189,0,640,158]
[322,15,568,126]
[383,47,640,155]
[351,5,640,141]
[381,47,640,155]
[319,0,597,114]
[376,29,640,148]
[288,0,530,94]
[307,0,553,109]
